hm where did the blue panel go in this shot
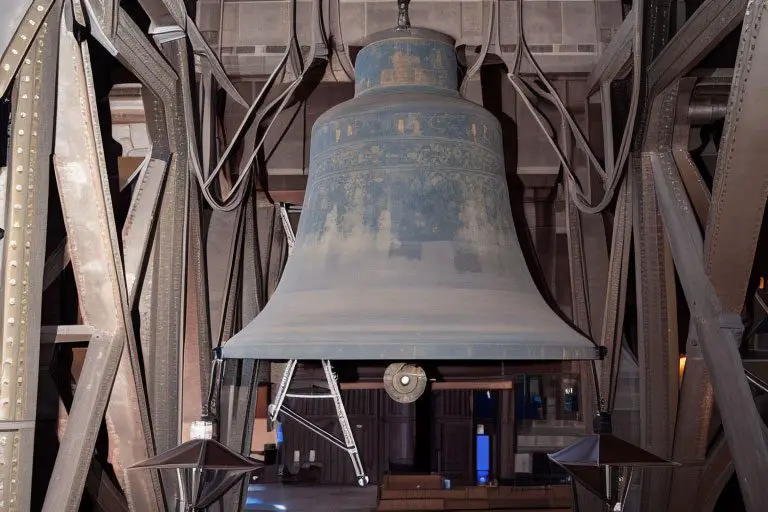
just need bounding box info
[476,434,490,484]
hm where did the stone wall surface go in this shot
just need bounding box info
[195,0,624,77]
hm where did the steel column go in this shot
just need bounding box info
[0,0,54,99]
[41,11,160,511]
[669,3,768,509]
[586,7,636,96]
[636,84,681,512]
[648,0,748,95]
[670,77,710,226]
[0,3,59,509]
[648,81,768,512]
[625,2,676,508]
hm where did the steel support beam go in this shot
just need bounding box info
[209,192,261,511]
[182,178,212,437]
[668,4,768,509]
[648,81,768,512]
[560,87,610,512]
[586,7,636,96]
[80,0,117,40]
[670,78,710,226]
[649,0,748,96]
[666,79,716,512]
[40,325,95,344]
[633,151,678,512]
[113,8,177,107]
[121,157,169,305]
[0,0,35,59]
[623,2,677,508]
[0,0,54,99]
[255,174,309,204]
[704,0,768,309]
[227,193,263,509]
[140,35,190,504]
[89,14,185,509]
[136,0,248,108]
[693,397,768,512]
[41,12,160,512]
[0,4,59,509]
[564,183,598,432]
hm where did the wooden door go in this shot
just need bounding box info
[431,390,473,485]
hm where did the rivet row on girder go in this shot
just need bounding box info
[0,1,53,97]
[0,17,48,512]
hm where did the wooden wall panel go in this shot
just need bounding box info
[499,389,516,480]
[432,390,473,485]
[281,389,385,484]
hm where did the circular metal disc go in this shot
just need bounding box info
[384,363,427,403]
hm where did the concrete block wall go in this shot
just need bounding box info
[196,0,624,78]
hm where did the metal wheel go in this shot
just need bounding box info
[357,475,369,487]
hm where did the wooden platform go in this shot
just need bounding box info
[376,475,572,511]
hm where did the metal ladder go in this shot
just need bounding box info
[269,359,368,486]
[273,205,368,486]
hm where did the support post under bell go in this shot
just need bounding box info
[268,359,369,487]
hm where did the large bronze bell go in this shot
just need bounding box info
[221,27,600,362]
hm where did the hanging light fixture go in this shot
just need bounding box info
[548,412,679,509]
[129,438,262,511]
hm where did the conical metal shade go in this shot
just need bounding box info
[549,413,679,468]
[129,439,262,509]
[221,28,600,361]
[130,439,261,471]
[548,433,679,468]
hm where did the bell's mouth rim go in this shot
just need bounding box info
[359,27,455,48]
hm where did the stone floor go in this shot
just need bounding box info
[244,483,377,511]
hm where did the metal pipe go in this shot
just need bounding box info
[176,468,187,512]
[688,97,728,125]
[217,0,224,58]
[746,370,768,394]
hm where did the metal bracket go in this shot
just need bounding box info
[268,360,369,487]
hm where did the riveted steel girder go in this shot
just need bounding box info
[649,0,748,96]
[668,2,768,510]
[41,11,160,512]
[0,3,59,509]
[648,79,768,512]
[0,0,54,99]
[636,86,681,512]
[586,7,636,96]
